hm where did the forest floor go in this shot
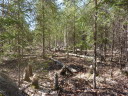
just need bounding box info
[0,51,128,96]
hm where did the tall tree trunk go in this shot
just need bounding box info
[2,0,4,16]
[17,32,21,87]
[48,33,51,51]
[65,23,69,58]
[55,35,57,48]
[93,0,97,89]
[42,0,45,58]
[126,23,128,61]
[118,18,122,67]
[0,0,5,54]
[111,22,115,61]
[104,28,107,61]
[73,0,76,53]
[64,29,67,48]
[17,0,22,87]
[7,0,12,52]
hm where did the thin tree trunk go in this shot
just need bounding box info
[42,0,45,58]
[93,0,97,89]
[55,35,57,49]
[66,25,69,58]
[0,0,5,54]
[64,29,67,48]
[118,18,122,67]
[17,1,21,87]
[48,33,51,51]
[100,32,103,62]
[111,23,115,61]
[17,31,21,87]
[73,0,76,53]
[104,28,107,61]
[126,24,128,61]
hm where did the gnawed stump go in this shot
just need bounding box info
[28,64,33,77]
[54,73,59,90]
[32,74,39,89]
[23,64,33,82]
[23,67,30,82]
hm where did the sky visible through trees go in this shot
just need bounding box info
[28,0,87,30]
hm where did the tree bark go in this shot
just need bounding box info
[41,0,45,58]
[111,22,115,61]
[54,73,59,90]
[93,0,97,89]
[73,0,76,53]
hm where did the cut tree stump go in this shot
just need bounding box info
[28,64,33,77]
[54,73,59,90]
[23,64,33,82]
[31,74,39,89]
[23,67,30,82]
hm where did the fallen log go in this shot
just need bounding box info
[67,53,94,60]
[20,83,31,92]
[67,53,105,63]
[60,66,73,76]
[49,57,64,67]
[0,72,26,96]
[49,58,76,75]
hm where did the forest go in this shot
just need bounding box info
[0,0,128,96]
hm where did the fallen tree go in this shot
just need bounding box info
[67,53,106,63]
[67,53,94,60]
[49,57,64,66]
[49,58,77,75]
[0,72,27,96]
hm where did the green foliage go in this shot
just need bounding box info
[0,17,17,26]
[0,0,34,59]
[0,0,127,62]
